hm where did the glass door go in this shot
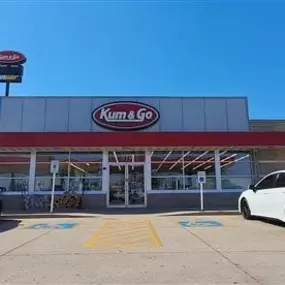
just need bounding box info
[108,164,127,207]
[108,163,146,208]
[127,164,145,207]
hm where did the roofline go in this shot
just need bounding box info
[1,95,248,100]
[250,119,285,123]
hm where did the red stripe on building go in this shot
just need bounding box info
[0,132,284,148]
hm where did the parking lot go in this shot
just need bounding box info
[0,214,285,285]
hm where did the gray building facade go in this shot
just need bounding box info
[0,96,284,213]
[0,96,249,132]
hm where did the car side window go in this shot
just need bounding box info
[255,174,277,191]
[275,173,285,188]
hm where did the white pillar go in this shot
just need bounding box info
[102,150,109,194]
[214,150,222,191]
[145,151,152,194]
[182,151,186,190]
[28,151,36,192]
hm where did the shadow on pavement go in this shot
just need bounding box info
[254,217,285,228]
[0,219,21,233]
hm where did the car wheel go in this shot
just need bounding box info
[241,199,252,220]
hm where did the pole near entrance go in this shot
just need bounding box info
[197,171,206,211]
[49,160,59,213]
[50,172,56,213]
[5,83,10,97]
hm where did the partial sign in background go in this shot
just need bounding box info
[0,50,27,96]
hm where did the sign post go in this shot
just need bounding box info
[50,160,59,213]
[197,171,206,211]
[5,82,10,97]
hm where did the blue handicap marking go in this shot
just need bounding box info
[193,220,222,227]
[179,219,222,228]
[55,222,77,229]
[29,222,77,229]
[178,220,191,228]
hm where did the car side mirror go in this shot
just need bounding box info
[249,184,256,192]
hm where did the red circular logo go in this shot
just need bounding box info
[92,101,160,131]
[0,51,27,65]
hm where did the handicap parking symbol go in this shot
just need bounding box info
[29,222,77,229]
[194,220,222,227]
[179,220,223,228]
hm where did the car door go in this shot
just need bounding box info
[271,173,285,221]
[250,173,278,218]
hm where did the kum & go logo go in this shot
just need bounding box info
[92,101,160,131]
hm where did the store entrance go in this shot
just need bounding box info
[108,163,146,208]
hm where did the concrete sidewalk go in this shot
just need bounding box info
[1,214,284,284]
[0,209,240,219]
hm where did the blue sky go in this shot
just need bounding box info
[0,0,284,119]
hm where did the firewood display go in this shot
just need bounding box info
[23,191,81,210]
[54,192,81,208]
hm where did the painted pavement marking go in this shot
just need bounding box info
[28,222,77,230]
[84,218,162,248]
[179,219,223,228]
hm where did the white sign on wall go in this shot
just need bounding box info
[197,171,206,184]
[50,160,59,174]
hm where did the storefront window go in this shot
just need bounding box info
[69,152,102,191]
[152,151,183,190]
[183,151,216,190]
[151,150,216,190]
[35,152,69,191]
[0,153,30,192]
[34,152,102,192]
[220,151,253,189]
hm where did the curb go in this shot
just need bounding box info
[0,214,99,220]
[158,211,240,217]
[0,210,240,219]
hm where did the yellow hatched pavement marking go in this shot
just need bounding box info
[84,218,162,248]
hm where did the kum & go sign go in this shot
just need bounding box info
[92,101,160,131]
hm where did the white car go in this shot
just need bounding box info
[238,170,285,222]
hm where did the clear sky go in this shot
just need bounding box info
[0,0,284,119]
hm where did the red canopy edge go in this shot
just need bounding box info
[0,131,283,148]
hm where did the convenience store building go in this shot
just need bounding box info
[1,96,285,212]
